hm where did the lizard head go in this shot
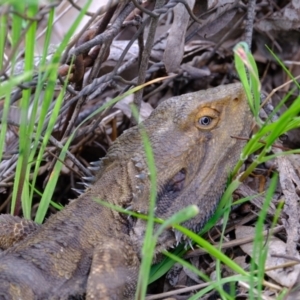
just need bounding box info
[102,83,252,252]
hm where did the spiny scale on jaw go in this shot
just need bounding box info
[135,173,147,181]
[123,204,135,227]
[90,160,102,167]
[185,239,194,250]
[174,230,183,246]
[78,181,90,188]
[71,188,85,196]
[134,162,143,170]
[73,158,103,195]
[135,185,144,195]
[131,156,140,164]
[172,229,194,249]
[88,165,101,171]
[81,176,95,182]
[131,156,150,174]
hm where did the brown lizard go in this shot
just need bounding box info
[0,83,252,299]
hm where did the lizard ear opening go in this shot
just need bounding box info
[195,107,219,130]
[165,168,186,193]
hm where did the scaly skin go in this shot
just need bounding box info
[0,83,252,299]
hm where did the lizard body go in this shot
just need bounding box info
[0,83,252,299]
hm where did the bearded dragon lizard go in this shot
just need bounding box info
[0,83,252,299]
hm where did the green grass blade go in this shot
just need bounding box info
[0,9,7,68]
[163,251,235,300]
[266,45,300,90]
[249,173,278,299]
[130,103,158,299]
[27,6,56,204]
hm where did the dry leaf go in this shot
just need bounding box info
[207,0,236,9]
[277,155,300,256]
[236,226,300,287]
[256,1,300,32]
[163,0,195,73]
[114,94,153,121]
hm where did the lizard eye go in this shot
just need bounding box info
[195,107,219,130]
[199,116,212,126]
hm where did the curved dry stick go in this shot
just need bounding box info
[244,0,256,49]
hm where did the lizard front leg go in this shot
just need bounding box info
[87,236,140,300]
